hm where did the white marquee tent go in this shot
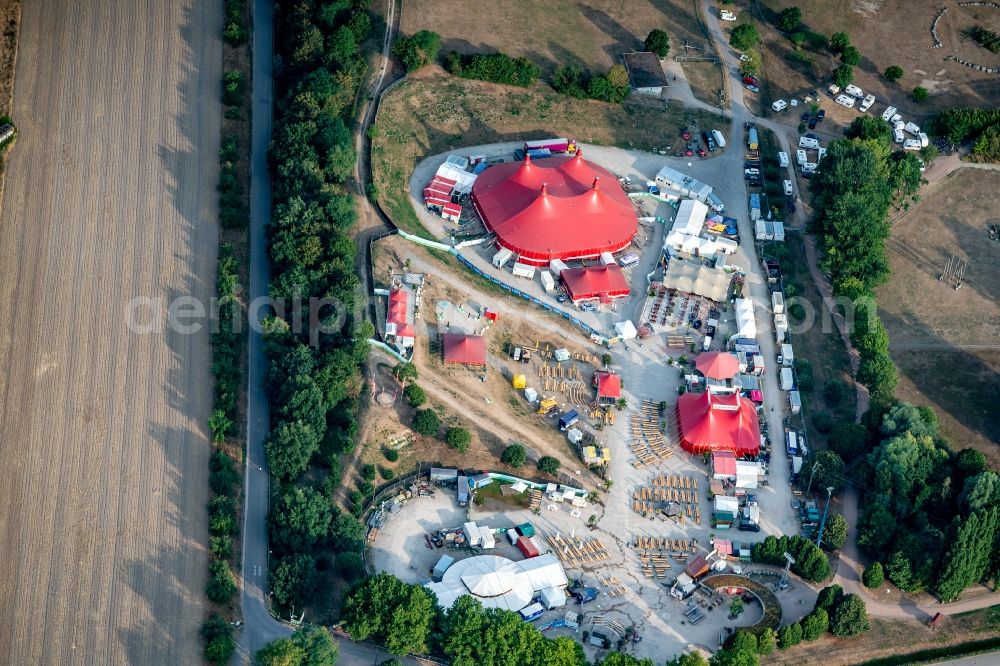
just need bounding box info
[426,553,568,612]
[661,261,731,302]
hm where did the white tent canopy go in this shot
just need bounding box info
[671,199,708,236]
[735,298,757,339]
[426,553,567,612]
[615,320,638,339]
[662,261,731,302]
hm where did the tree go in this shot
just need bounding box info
[403,383,426,407]
[206,559,237,604]
[266,420,322,481]
[822,513,849,550]
[913,87,929,102]
[833,64,854,87]
[815,584,844,612]
[756,627,777,656]
[330,512,366,553]
[829,422,869,460]
[209,409,233,443]
[392,362,418,382]
[202,614,236,665]
[537,456,561,475]
[885,65,904,81]
[587,65,630,104]
[644,29,670,57]
[830,31,850,53]
[730,24,760,51]
[412,409,440,436]
[596,654,656,666]
[778,622,802,649]
[801,608,829,640]
[446,427,472,453]
[290,625,338,666]
[712,631,758,666]
[269,486,333,552]
[392,30,441,72]
[256,638,306,666]
[863,561,885,589]
[830,594,870,636]
[846,115,893,143]
[501,444,526,468]
[936,508,1000,601]
[667,653,710,666]
[342,573,436,655]
[857,350,897,400]
[823,379,847,406]
[729,598,745,617]
[778,7,802,32]
[210,449,240,496]
[552,65,587,98]
[801,450,846,493]
[841,46,861,66]
[270,554,318,609]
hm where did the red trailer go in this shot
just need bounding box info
[516,535,540,558]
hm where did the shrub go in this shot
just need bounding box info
[822,513,849,550]
[379,466,395,480]
[337,551,365,580]
[551,65,587,98]
[830,594,870,636]
[206,559,237,604]
[863,561,885,589]
[449,51,540,87]
[778,622,802,648]
[813,411,834,433]
[730,24,760,51]
[586,65,630,104]
[210,536,232,559]
[412,409,440,436]
[222,0,247,46]
[884,65,904,82]
[445,426,472,452]
[383,448,399,462]
[913,87,929,102]
[829,422,870,460]
[801,608,829,640]
[201,614,236,664]
[823,379,847,406]
[971,25,1000,54]
[209,449,240,496]
[502,444,527,468]
[362,464,377,482]
[830,32,850,53]
[833,64,854,88]
[222,71,244,106]
[644,28,670,57]
[270,553,318,608]
[537,456,561,475]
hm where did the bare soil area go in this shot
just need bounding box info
[877,168,1000,466]
[741,0,1000,120]
[0,1,219,662]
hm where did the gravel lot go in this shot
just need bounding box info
[0,1,219,662]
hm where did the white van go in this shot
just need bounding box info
[894,128,905,144]
[903,139,922,151]
[796,149,807,165]
[845,84,864,98]
[720,9,737,21]
[905,122,921,136]
[835,94,856,108]
[859,94,875,113]
[881,106,897,122]
[777,151,789,167]
[798,136,819,149]
[772,99,788,112]
[712,129,727,148]
[918,132,929,148]
[783,179,793,196]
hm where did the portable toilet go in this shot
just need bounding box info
[524,387,538,403]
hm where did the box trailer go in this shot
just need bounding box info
[786,431,799,456]
[464,521,481,546]
[789,390,801,415]
[749,193,761,221]
[559,410,580,431]
[774,313,788,341]
[524,138,576,153]
[781,343,794,366]
[747,127,759,151]
[516,535,540,558]
[479,526,496,549]
[540,270,555,292]
[492,246,514,268]
[519,602,545,621]
[771,292,785,314]
[512,262,536,279]
[777,151,789,167]
[780,367,794,391]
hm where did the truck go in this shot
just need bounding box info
[749,193,761,221]
[559,410,579,431]
[524,138,576,153]
[747,127,759,151]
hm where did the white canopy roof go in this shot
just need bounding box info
[662,261,731,302]
[615,320,638,339]
[671,199,709,236]
[426,553,567,612]
[715,495,740,513]
[735,298,757,339]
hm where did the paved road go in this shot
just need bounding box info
[237,0,287,661]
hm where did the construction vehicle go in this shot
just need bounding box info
[537,398,558,415]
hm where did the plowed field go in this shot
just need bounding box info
[0,0,219,662]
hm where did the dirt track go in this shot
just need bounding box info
[0,1,219,663]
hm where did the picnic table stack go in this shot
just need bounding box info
[529,489,542,511]
[598,575,626,597]
[630,473,703,524]
[632,536,700,578]
[546,534,610,569]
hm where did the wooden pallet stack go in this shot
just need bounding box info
[529,489,542,511]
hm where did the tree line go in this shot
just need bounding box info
[262,0,375,621]
[931,108,1000,162]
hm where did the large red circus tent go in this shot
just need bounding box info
[471,150,638,266]
[675,391,760,456]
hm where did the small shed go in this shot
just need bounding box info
[432,554,455,581]
[622,51,669,95]
[685,555,711,580]
[463,521,481,546]
[517,535,540,559]
[595,371,622,402]
[441,202,462,222]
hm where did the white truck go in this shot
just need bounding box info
[859,94,875,113]
[835,94,856,108]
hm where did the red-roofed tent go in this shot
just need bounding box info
[561,265,630,302]
[595,371,622,400]
[695,351,740,380]
[442,333,487,366]
[712,450,737,478]
[471,151,638,266]
[675,391,760,456]
[386,289,415,341]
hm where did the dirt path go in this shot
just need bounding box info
[0,1,218,662]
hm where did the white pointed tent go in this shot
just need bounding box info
[426,553,567,612]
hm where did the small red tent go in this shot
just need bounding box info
[516,535,539,559]
[595,371,622,400]
[442,333,487,366]
[561,265,630,302]
[695,351,740,380]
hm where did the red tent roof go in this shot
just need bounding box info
[442,333,487,366]
[675,391,760,456]
[561,265,630,302]
[595,371,622,399]
[386,289,414,339]
[695,352,740,380]
[471,151,637,265]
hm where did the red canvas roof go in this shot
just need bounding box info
[695,351,740,380]
[712,450,737,477]
[596,371,622,399]
[516,535,539,558]
[387,289,414,339]
[561,265,630,302]
[676,391,760,456]
[442,333,487,366]
[471,151,637,265]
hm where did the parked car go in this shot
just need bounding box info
[738,521,761,532]
[807,118,817,129]
[800,112,810,123]
[816,109,826,121]
[772,99,788,112]
[744,84,759,94]
[742,75,759,86]
[556,294,568,303]
[681,127,691,140]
